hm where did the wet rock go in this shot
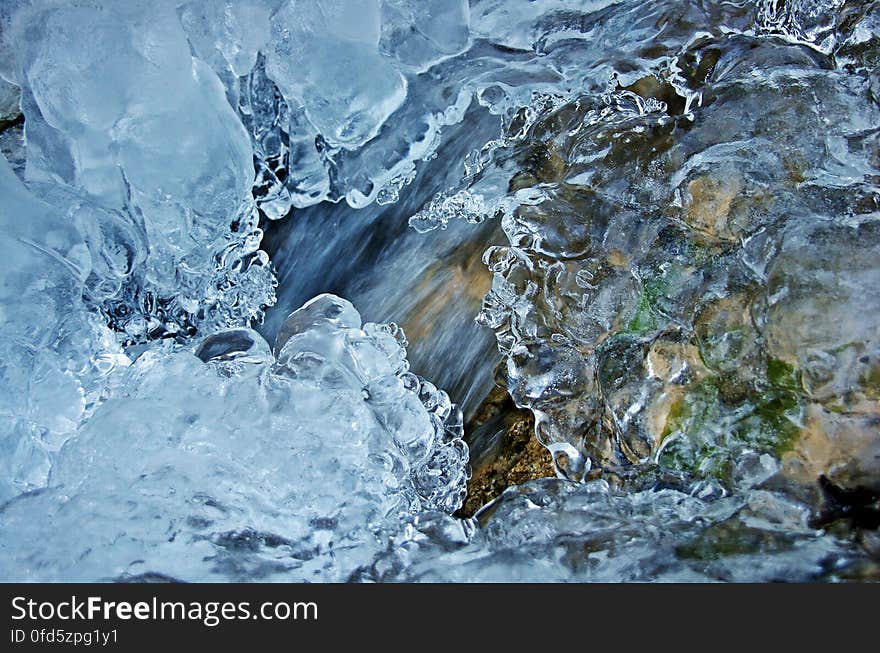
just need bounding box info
[810,475,880,530]
[783,404,880,493]
[466,27,880,493]
[458,386,554,518]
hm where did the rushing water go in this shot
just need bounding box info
[0,0,878,581]
[261,104,505,423]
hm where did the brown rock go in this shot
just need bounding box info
[457,387,556,517]
[683,173,743,241]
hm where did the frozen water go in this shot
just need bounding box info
[0,155,124,504]
[365,478,858,582]
[0,295,468,581]
[0,0,878,583]
[0,78,18,123]
[179,0,273,79]
[9,0,273,340]
[380,0,470,73]
[409,3,880,494]
[264,0,405,149]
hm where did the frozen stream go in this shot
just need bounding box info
[0,0,878,581]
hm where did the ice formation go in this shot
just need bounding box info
[0,295,468,581]
[0,0,878,582]
[410,0,880,491]
[3,0,275,342]
[366,477,855,582]
[0,154,104,504]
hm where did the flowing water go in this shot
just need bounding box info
[261,105,505,423]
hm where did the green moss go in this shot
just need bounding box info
[860,362,880,399]
[656,370,804,481]
[626,292,659,334]
[735,389,802,458]
[766,358,802,391]
[657,379,726,478]
[661,395,688,442]
[624,276,672,335]
[677,519,797,561]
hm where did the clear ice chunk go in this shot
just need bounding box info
[265,0,406,149]
[0,155,99,502]
[179,0,273,78]
[379,0,470,73]
[10,0,271,338]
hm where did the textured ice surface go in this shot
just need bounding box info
[180,0,273,78]
[0,295,468,581]
[0,78,18,123]
[0,155,124,504]
[380,0,470,72]
[406,1,880,493]
[8,0,274,340]
[365,478,861,582]
[0,0,878,583]
[265,0,406,149]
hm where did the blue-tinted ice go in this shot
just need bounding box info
[0,0,878,581]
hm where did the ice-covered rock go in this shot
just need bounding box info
[424,17,880,492]
[366,478,861,582]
